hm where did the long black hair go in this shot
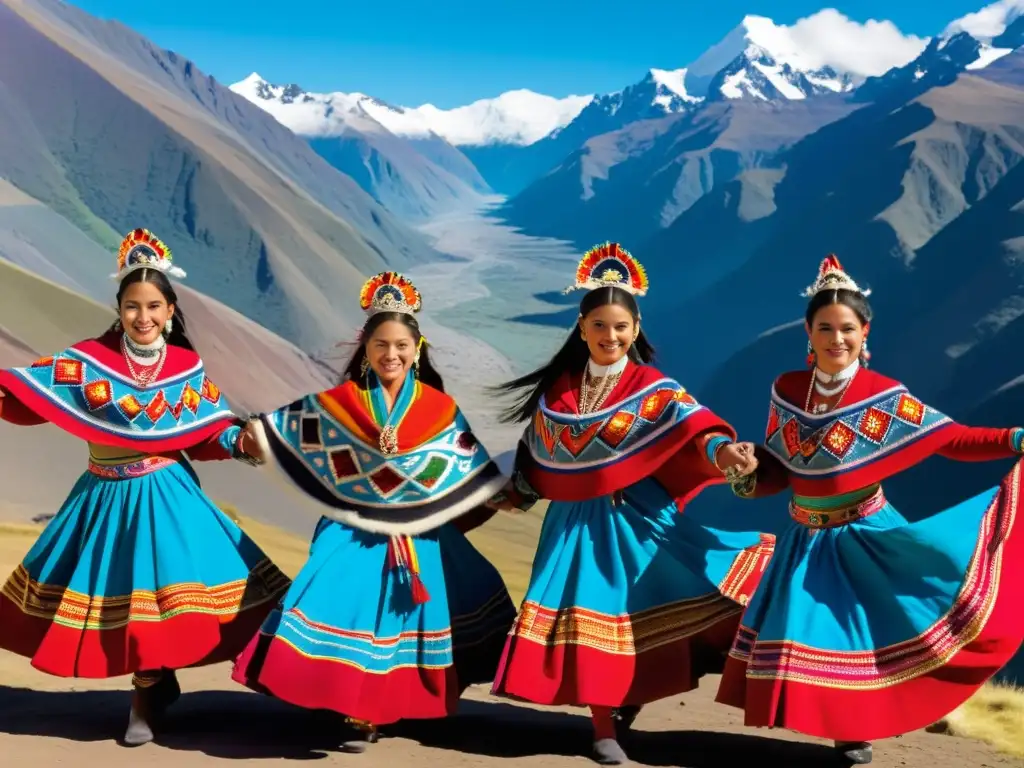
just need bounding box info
[341,311,445,392]
[109,268,195,351]
[492,286,654,424]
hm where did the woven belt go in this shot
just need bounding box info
[87,455,178,480]
[789,487,886,529]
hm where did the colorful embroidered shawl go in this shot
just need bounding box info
[0,333,236,452]
[255,372,506,535]
[764,369,958,495]
[519,363,734,501]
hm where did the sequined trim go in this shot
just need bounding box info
[510,593,741,656]
[789,487,886,529]
[2,560,290,631]
[87,455,178,479]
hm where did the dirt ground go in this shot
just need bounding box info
[2,666,1022,768]
[0,519,1021,768]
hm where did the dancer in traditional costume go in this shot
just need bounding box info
[232,271,517,752]
[716,255,1024,765]
[0,228,291,746]
[488,243,776,765]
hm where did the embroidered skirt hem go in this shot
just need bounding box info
[715,461,1024,741]
[0,463,291,678]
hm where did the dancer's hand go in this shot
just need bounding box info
[486,481,523,513]
[715,441,759,477]
[238,421,267,463]
[485,494,517,512]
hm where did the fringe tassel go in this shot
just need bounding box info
[386,535,430,605]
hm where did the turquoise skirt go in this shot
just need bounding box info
[493,477,774,706]
[232,516,517,725]
[718,467,1024,741]
[0,459,290,678]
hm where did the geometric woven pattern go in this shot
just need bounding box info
[764,385,951,477]
[10,348,232,442]
[264,394,496,509]
[527,378,705,470]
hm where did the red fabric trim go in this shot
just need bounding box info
[772,368,1018,496]
[185,424,243,462]
[526,362,737,502]
[74,333,203,381]
[0,334,234,452]
[491,614,741,707]
[547,360,665,414]
[716,461,1024,741]
[0,370,235,452]
[0,388,46,426]
[0,593,277,678]
[326,379,457,451]
[785,425,959,496]
[232,637,459,724]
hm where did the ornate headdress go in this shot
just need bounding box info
[112,228,186,282]
[359,271,423,316]
[802,254,870,297]
[564,242,649,297]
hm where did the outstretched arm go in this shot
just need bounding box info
[936,424,1023,462]
[186,420,265,464]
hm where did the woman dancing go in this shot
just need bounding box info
[489,242,775,765]
[0,228,291,746]
[232,271,517,752]
[716,255,1024,765]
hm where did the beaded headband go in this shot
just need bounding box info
[564,242,649,297]
[802,254,870,297]
[112,228,186,282]
[359,271,423,316]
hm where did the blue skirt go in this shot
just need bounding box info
[492,477,774,706]
[0,460,291,678]
[718,465,1024,741]
[232,517,517,724]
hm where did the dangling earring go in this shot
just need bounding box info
[860,338,871,368]
[162,317,173,338]
[413,354,421,378]
[360,357,370,378]
[806,340,816,369]
[114,318,123,332]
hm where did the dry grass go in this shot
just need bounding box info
[932,681,1024,758]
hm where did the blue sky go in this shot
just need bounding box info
[73,0,990,107]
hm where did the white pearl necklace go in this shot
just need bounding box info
[121,333,167,386]
[806,360,859,414]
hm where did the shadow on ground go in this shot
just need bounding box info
[0,686,838,766]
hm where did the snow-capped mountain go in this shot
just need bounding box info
[231,73,490,220]
[688,13,926,101]
[944,0,1024,42]
[578,68,700,123]
[854,3,1024,103]
[230,73,590,147]
[705,51,853,102]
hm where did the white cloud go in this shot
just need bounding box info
[769,9,930,77]
[944,0,1024,40]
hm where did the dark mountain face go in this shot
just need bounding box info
[496,96,856,252]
